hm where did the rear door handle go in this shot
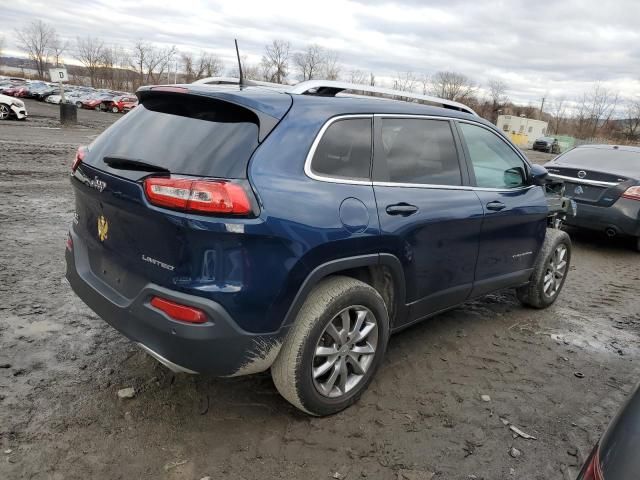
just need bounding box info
[386,203,419,216]
[486,201,506,211]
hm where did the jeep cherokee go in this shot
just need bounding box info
[65,79,571,416]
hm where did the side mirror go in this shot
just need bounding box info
[504,166,526,187]
[529,164,549,186]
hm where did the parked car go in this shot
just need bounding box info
[533,136,560,153]
[65,80,572,415]
[3,85,28,97]
[45,94,63,104]
[109,95,138,113]
[0,93,28,120]
[577,383,640,479]
[81,93,115,110]
[545,145,640,251]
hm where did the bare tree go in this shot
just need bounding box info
[348,69,368,85]
[294,44,324,81]
[622,99,640,141]
[51,33,68,67]
[14,20,56,79]
[261,40,290,84]
[130,41,176,86]
[130,41,150,87]
[228,55,260,80]
[322,50,340,80]
[429,71,475,102]
[75,36,105,87]
[486,79,509,123]
[99,46,130,90]
[199,52,223,78]
[575,83,619,139]
[182,51,223,82]
[393,71,417,92]
[550,97,567,134]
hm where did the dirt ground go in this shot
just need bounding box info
[1,100,639,480]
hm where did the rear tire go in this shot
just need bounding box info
[111,106,119,113]
[516,229,571,309]
[271,276,390,416]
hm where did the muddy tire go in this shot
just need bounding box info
[516,228,571,309]
[271,276,390,416]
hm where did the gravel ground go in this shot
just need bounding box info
[1,100,638,480]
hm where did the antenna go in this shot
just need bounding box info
[234,39,244,86]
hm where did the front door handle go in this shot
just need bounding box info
[386,203,419,216]
[486,201,506,211]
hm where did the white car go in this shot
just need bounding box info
[46,94,62,104]
[0,93,27,120]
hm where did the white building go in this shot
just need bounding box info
[496,115,548,148]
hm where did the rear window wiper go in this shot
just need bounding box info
[103,156,170,173]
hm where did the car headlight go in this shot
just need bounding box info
[11,100,24,108]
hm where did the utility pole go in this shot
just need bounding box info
[539,96,546,119]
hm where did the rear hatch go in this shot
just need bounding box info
[70,87,291,298]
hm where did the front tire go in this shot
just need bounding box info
[516,229,571,308]
[0,104,10,120]
[111,106,119,113]
[272,276,390,416]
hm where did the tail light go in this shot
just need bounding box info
[65,232,73,252]
[150,296,207,324]
[622,186,640,201]
[143,176,253,215]
[580,446,604,480]
[72,146,87,172]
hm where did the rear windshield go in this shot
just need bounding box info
[557,147,640,173]
[86,94,260,178]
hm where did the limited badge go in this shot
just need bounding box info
[97,215,108,242]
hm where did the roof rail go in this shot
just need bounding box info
[192,76,290,89]
[288,80,477,116]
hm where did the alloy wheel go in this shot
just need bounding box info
[543,244,568,297]
[312,305,378,398]
[0,105,9,120]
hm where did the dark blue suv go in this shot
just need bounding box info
[65,80,571,415]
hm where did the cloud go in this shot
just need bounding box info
[3,0,640,104]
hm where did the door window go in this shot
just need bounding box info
[374,118,462,186]
[310,118,372,180]
[459,123,528,189]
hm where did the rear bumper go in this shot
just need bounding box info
[65,230,286,376]
[565,198,640,237]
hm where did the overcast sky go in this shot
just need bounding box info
[3,0,640,106]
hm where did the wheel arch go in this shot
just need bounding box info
[282,253,407,329]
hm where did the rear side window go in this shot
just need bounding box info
[86,94,260,178]
[310,118,372,180]
[374,118,462,185]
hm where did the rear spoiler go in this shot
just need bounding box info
[136,85,292,142]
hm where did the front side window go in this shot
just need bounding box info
[459,122,528,189]
[374,118,462,186]
[310,118,372,180]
